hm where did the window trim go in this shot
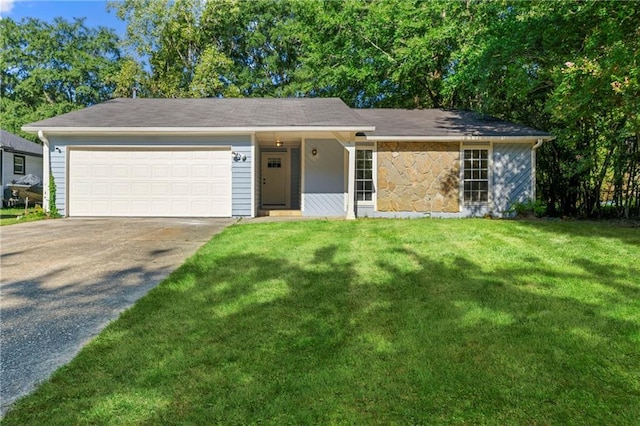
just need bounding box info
[460,143,492,207]
[13,154,26,175]
[355,146,376,205]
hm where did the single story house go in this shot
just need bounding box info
[22,98,552,219]
[1,129,44,204]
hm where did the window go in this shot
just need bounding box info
[356,149,373,201]
[14,155,25,175]
[463,149,488,202]
[267,157,282,168]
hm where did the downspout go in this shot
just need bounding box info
[531,138,544,201]
[37,130,51,214]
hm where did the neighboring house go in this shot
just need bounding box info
[1,129,44,205]
[22,98,552,219]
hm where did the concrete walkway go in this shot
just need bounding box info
[0,217,234,417]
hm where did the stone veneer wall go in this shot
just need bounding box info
[377,142,460,213]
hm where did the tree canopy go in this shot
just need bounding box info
[0,17,122,139]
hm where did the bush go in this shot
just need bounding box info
[507,199,547,218]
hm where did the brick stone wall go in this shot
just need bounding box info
[377,142,460,213]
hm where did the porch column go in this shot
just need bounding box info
[345,143,356,220]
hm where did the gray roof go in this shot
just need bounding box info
[0,129,43,156]
[23,98,551,139]
[24,98,374,129]
[354,108,550,138]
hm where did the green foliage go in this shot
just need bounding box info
[507,199,547,218]
[442,1,640,218]
[48,172,59,217]
[0,17,122,139]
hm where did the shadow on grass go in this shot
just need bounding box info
[512,218,640,246]
[3,222,640,424]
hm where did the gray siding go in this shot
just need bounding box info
[492,143,533,213]
[47,134,252,217]
[231,140,252,217]
[1,150,43,189]
[303,139,346,217]
[50,143,66,214]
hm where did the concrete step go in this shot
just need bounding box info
[257,209,302,217]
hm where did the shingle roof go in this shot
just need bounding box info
[0,129,43,156]
[23,98,374,129]
[354,108,550,138]
[23,98,551,139]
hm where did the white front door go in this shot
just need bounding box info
[261,152,288,207]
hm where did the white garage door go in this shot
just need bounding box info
[69,147,232,217]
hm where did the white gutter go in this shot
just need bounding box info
[365,135,555,142]
[37,130,50,213]
[531,138,547,202]
[532,138,545,150]
[21,126,376,135]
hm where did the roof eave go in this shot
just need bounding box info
[22,126,377,135]
[364,135,555,142]
[0,146,43,157]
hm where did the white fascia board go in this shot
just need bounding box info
[21,126,376,135]
[365,135,554,142]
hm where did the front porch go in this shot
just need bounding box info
[255,132,360,219]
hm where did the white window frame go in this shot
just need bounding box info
[355,146,376,205]
[460,142,492,207]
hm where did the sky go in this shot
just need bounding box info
[0,0,126,36]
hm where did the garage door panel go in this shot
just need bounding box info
[151,182,170,196]
[111,200,130,215]
[132,166,151,179]
[112,182,129,194]
[69,148,231,217]
[172,165,189,179]
[113,165,130,178]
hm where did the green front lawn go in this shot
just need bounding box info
[0,207,48,226]
[4,219,639,424]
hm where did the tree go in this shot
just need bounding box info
[110,0,242,97]
[441,0,639,217]
[0,17,121,140]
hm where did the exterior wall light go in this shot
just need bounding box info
[232,151,247,162]
[276,138,283,147]
[311,148,318,156]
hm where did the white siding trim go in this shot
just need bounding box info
[366,135,552,142]
[374,142,378,212]
[356,145,376,207]
[300,138,306,212]
[38,131,51,212]
[251,134,256,217]
[460,142,493,213]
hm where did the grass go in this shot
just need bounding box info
[3,219,639,424]
[0,207,49,226]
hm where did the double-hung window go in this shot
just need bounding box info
[463,149,489,203]
[356,149,373,201]
[14,155,25,175]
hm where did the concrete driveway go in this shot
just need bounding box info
[0,217,235,416]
